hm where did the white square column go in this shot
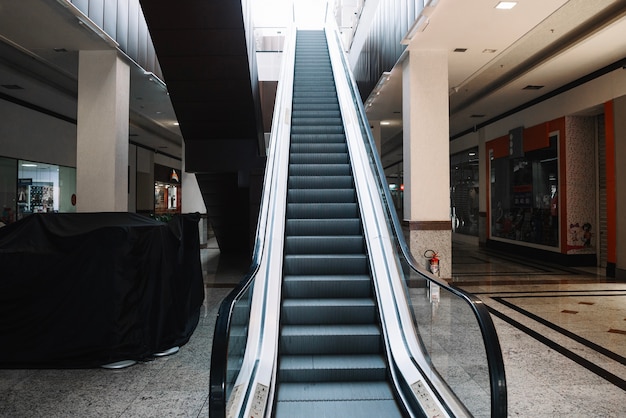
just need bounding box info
[76,50,130,212]
[402,49,452,278]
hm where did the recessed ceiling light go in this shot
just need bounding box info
[470,114,486,118]
[381,121,391,125]
[22,163,37,167]
[523,85,544,90]
[495,2,517,10]
[173,122,180,126]
[483,49,497,53]
[53,48,68,53]
[453,48,467,53]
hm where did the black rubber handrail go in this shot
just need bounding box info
[208,252,259,418]
[329,28,508,418]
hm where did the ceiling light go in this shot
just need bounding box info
[381,121,391,125]
[483,49,497,53]
[495,2,517,10]
[453,48,467,53]
[22,163,37,167]
[523,85,544,90]
[173,122,180,126]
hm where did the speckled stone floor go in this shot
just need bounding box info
[1,237,624,417]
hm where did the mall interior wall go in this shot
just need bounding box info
[0,100,76,167]
[451,66,626,277]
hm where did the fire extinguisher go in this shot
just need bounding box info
[424,249,440,276]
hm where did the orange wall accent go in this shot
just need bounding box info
[605,100,616,263]
[523,122,549,152]
[486,135,509,159]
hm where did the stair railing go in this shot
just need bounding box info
[208,25,297,418]
[325,21,507,418]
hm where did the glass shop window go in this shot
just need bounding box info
[490,135,559,247]
[451,147,479,237]
[16,160,76,220]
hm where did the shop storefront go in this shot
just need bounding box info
[0,157,76,225]
[451,147,479,237]
[153,163,181,221]
[485,117,597,265]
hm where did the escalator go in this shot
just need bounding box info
[275,30,403,417]
[209,25,507,418]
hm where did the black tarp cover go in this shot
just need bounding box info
[0,212,204,368]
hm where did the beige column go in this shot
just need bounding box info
[402,49,451,279]
[76,50,130,212]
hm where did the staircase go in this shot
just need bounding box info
[274,30,404,418]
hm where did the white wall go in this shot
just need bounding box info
[0,100,76,167]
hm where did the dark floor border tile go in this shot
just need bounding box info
[488,307,626,391]
[493,296,626,365]
[469,289,626,296]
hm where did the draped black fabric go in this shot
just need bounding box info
[0,212,204,368]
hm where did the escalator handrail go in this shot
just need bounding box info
[208,25,296,418]
[326,26,508,418]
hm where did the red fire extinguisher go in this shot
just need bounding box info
[424,249,440,276]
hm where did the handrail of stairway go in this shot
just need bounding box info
[325,24,508,418]
[208,25,297,418]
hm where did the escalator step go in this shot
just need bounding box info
[288,175,353,189]
[283,275,371,298]
[286,202,358,219]
[291,125,344,135]
[290,134,346,144]
[290,143,346,153]
[279,354,386,382]
[284,254,368,275]
[280,324,381,354]
[289,163,351,176]
[281,298,376,324]
[289,153,348,164]
[284,235,363,254]
[285,218,361,236]
[287,188,355,203]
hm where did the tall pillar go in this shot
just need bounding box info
[402,49,451,279]
[76,50,130,212]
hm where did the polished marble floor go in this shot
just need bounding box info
[1,237,624,417]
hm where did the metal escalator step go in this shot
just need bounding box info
[288,175,353,189]
[282,275,371,298]
[284,253,368,275]
[290,133,345,143]
[290,143,346,153]
[291,125,344,135]
[287,188,355,203]
[286,202,358,219]
[292,103,339,112]
[291,111,341,120]
[279,354,387,382]
[289,163,350,176]
[277,380,398,402]
[285,218,361,236]
[275,399,403,418]
[289,153,348,164]
[281,298,376,324]
[284,235,363,254]
[280,324,381,354]
[291,117,342,126]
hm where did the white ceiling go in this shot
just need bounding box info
[0,0,182,159]
[365,0,626,168]
[1,0,625,167]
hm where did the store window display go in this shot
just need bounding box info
[451,147,479,237]
[154,164,181,221]
[490,135,559,247]
[0,158,76,224]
